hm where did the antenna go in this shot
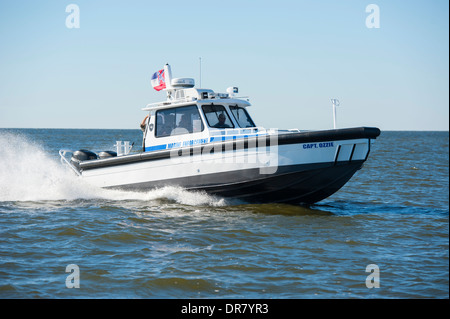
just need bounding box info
[331,99,340,129]
[199,57,202,88]
[164,63,173,90]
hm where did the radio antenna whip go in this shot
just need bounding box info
[331,99,340,129]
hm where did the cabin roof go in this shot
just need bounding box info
[142,88,251,111]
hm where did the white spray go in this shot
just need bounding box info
[0,132,226,206]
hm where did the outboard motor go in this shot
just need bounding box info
[70,149,98,168]
[98,151,117,159]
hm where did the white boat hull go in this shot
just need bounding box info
[69,127,379,204]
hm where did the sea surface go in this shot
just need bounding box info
[0,129,448,299]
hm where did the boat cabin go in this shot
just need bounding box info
[141,86,259,152]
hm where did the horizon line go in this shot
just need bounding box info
[0,127,448,132]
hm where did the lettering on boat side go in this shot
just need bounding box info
[303,142,334,149]
[182,138,208,147]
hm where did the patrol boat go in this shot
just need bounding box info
[59,64,380,204]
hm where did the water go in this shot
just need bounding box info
[0,129,448,299]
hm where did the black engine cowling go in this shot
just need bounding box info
[98,151,117,159]
[70,149,98,168]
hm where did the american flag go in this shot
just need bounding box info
[151,69,166,91]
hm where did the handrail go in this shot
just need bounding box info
[59,150,82,176]
[209,127,267,136]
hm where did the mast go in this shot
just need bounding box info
[164,64,173,89]
[164,63,174,99]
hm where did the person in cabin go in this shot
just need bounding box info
[140,115,149,132]
[177,114,192,132]
[162,114,175,136]
[213,113,230,128]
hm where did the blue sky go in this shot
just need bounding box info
[0,0,448,131]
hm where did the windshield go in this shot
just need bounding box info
[202,105,234,129]
[229,105,256,128]
[155,105,204,137]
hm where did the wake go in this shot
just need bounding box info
[0,132,226,206]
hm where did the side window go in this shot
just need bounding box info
[155,105,204,137]
[202,105,234,129]
[230,105,256,128]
